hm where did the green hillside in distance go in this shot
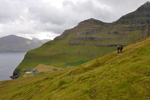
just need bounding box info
[0,35,150,100]
[13,2,150,77]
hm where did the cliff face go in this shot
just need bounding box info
[0,35,49,52]
[14,2,150,77]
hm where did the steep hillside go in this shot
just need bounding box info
[0,35,49,52]
[0,36,150,100]
[14,2,150,77]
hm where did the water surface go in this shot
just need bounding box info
[0,52,26,81]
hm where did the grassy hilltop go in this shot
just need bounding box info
[0,36,150,100]
[13,2,150,77]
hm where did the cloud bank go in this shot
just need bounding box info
[0,0,149,40]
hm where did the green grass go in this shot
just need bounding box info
[66,60,91,66]
[37,72,45,75]
[0,36,150,100]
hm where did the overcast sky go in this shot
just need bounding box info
[0,0,149,40]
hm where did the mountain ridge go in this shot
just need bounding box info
[115,1,150,24]
[0,35,50,52]
[137,1,150,12]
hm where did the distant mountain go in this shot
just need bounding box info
[14,2,150,77]
[0,35,50,52]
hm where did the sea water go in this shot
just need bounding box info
[0,52,26,81]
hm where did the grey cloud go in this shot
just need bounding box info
[62,0,113,22]
[0,0,149,39]
[0,0,24,23]
[95,0,149,21]
[27,1,67,25]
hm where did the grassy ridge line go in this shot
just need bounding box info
[0,37,150,100]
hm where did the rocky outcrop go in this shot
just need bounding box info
[10,69,21,79]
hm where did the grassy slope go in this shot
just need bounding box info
[0,37,150,100]
[23,64,65,78]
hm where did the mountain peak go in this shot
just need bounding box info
[78,18,106,25]
[137,1,150,12]
[5,34,17,37]
[144,1,150,5]
[1,34,17,38]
